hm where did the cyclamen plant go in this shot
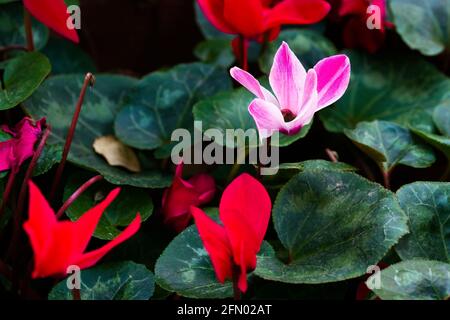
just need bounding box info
[0,0,449,303]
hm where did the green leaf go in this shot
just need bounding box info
[434,103,450,137]
[370,260,450,300]
[193,88,311,149]
[390,0,450,56]
[395,182,450,263]
[259,29,337,74]
[0,2,49,50]
[41,37,96,75]
[33,144,62,177]
[278,160,357,172]
[344,120,436,172]
[194,38,234,67]
[114,63,232,151]
[48,261,155,300]
[22,74,172,188]
[63,174,153,240]
[255,170,408,284]
[155,225,233,299]
[0,52,51,110]
[320,51,450,133]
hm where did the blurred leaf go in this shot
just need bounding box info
[49,261,155,300]
[395,182,450,262]
[390,0,450,56]
[114,63,231,151]
[33,144,62,177]
[320,51,450,133]
[0,52,51,110]
[63,174,153,240]
[41,37,96,74]
[194,38,234,67]
[193,87,311,149]
[255,170,408,284]
[259,29,337,73]
[371,260,450,300]
[0,2,49,50]
[434,103,450,136]
[22,74,171,188]
[345,121,436,172]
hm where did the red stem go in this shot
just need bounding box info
[56,175,103,219]
[0,167,19,222]
[382,169,391,190]
[325,148,338,163]
[6,126,51,262]
[23,9,34,52]
[240,36,248,71]
[232,265,242,300]
[50,73,95,200]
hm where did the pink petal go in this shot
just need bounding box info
[248,99,287,140]
[0,141,14,171]
[314,54,351,109]
[269,42,306,114]
[191,206,233,284]
[295,69,319,125]
[230,67,278,105]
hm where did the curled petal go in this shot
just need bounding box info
[314,54,351,109]
[248,99,287,140]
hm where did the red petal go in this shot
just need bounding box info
[265,0,331,30]
[191,206,233,284]
[197,0,235,34]
[188,173,216,203]
[223,0,265,37]
[338,0,367,16]
[23,0,79,43]
[343,17,385,53]
[76,214,141,269]
[0,140,14,171]
[219,174,271,271]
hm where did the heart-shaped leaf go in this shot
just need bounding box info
[255,170,408,284]
[194,39,234,67]
[114,63,232,151]
[0,2,49,50]
[193,88,312,149]
[279,160,357,172]
[320,51,450,133]
[370,260,450,300]
[390,0,450,56]
[41,37,97,75]
[63,174,153,240]
[395,182,450,262]
[155,224,233,299]
[48,261,155,300]
[22,74,172,188]
[345,121,436,173]
[0,52,51,110]
[259,29,337,74]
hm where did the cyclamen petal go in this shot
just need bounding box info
[24,181,141,279]
[230,67,278,105]
[248,99,287,139]
[23,0,79,43]
[191,174,271,293]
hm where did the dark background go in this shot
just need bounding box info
[79,0,203,75]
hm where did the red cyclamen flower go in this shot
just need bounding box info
[24,181,141,279]
[0,118,45,173]
[191,173,272,293]
[336,0,393,53]
[197,0,331,64]
[162,163,216,232]
[23,0,80,43]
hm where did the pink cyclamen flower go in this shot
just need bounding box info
[0,118,45,173]
[162,163,216,232]
[230,42,351,140]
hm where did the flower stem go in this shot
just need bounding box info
[382,169,391,190]
[56,175,103,219]
[50,73,95,200]
[239,36,248,71]
[0,167,19,222]
[325,148,338,163]
[23,9,34,52]
[6,126,51,262]
[232,265,242,301]
[72,288,81,300]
